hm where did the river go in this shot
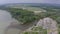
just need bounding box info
[0,10,12,34]
[0,10,34,34]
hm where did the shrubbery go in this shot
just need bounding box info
[8,8,39,24]
[44,8,60,24]
[6,8,60,24]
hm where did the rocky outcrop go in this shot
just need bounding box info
[36,17,58,34]
[5,17,58,34]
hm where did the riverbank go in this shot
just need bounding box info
[0,10,12,34]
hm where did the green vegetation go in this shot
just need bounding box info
[42,8,60,34]
[5,7,60,24]
[0,3,60,34]
[21,26,47,34]
[31,26,43,31]
[40,8,60,24]
[7,8,39,24]
[22,32,39,34]
[31,26,47,34]
[3,5,60,24]
[3,6,60,34]
[58,24,60,34]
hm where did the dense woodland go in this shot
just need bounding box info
[6,8,40,24]
[3,7,60,24]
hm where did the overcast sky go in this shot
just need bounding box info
[0,0,60,5]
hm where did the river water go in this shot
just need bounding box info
[0,10,12,34]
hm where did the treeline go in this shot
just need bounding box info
[3,7,60,24]
[42,8,60,24]
[6,8,40,24]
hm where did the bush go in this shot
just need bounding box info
[56,17,60,24]
[8,8,39,24]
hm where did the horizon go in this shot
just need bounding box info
[0,0,60,5]
[1,3,60,5]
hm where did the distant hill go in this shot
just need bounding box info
[0,3,60,9]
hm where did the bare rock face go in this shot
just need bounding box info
[36,17,58,34]
[4,17,58,34]
[36,19,43,26]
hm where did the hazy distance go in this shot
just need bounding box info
[0,0,60,5]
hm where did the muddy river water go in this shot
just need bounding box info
[0,10,13,34]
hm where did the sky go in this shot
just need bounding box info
[0,0,60,5]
